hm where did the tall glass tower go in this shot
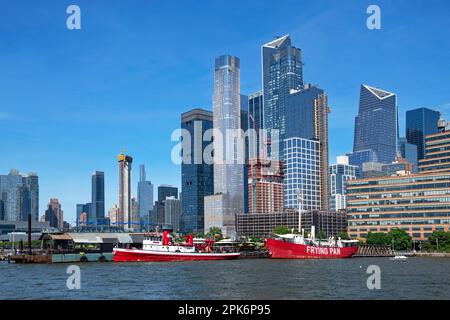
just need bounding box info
[262,35,304,159]
[406,107,440,160]
[353,84,398,164]
[137,164,154,228]
[181,108,213,234]
[204,55,244,238]
[91,171,105,225]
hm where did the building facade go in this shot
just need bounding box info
[347,120,450,241]
[137,164,154,224]
[108,204,119,227]
[45,198,64,229]
[181,108,214,234]
[118,152,133,230]
[262,35,304,159]
[91,171,105,225]
[164,196,181,232]
[284,138,321,210]
[329,156,357,211]
[248,91,264,159]
[158,185,178,202]
[353,84,398,164]
[398,137,418,172]
[76,203,91,226]
[248,159,284,214]
[406,107,440,160]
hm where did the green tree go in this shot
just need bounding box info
[425,230,450,252]
[272,225,291,235]
[337,232,350,240]
[207,227,223,240]
[366,232,389,245]
[386,228,412,251]
[316,231,327,240]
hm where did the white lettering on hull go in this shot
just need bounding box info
[306,246,341,256]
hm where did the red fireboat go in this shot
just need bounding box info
[113,228,240,262]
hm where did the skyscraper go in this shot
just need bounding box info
[285,84,330,210]
[76,203,91,226]
[45,198,63,229]
[262,35,304,159]
[165,196,181,232]
[181,108,214,234]
[398,137,418,172]
[158,185,178,202]
[137,164,154,225]
[118,152,133,230]
[248,91,263,159]
[406,107,440,160]
[91,171,105,225]
[204,55,244,237]
[353,84,398,164]
[329,156,357,211]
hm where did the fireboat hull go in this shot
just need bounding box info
[265,238,358,259]
[113,248,241,262]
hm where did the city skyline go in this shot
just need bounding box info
[1,1,450,224]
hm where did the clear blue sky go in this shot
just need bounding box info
[1,0,449,225]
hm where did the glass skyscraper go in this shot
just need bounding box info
[137,164,154,226]
[248,91,263,159]
[406,107,440,160]
[398,137,418,172]
[329,156,357,211]
[285,85,330,210]
[91,171,105,225]
[181,108,213,234]
[262,35,304,159]
[353,84,398,164]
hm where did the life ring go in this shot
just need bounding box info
[80,255,88,262]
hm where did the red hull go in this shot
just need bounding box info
[113,248,240,262]
[265,238,358,259]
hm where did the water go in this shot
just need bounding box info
[1,257,449,299]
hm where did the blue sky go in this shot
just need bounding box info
[1,0,449,224]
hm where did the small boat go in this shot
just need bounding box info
[113,228,240,262]
[390,255,408,261]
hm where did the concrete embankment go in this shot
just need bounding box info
[415,252,450,258]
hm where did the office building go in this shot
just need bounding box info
[248,91,264,159]
[45,198,64,229]
[398,137,418,172]
[158,185,178,202]
[91,171,105,225]
[165,196,181,232]
[137,164,154,224]
[347,119,450,241]
[406,107,440,160]
[204,55,244,238]
[108,204,119,226]
[181,108,214,234]
[76,203,91,226]
[329,156,357,211]
[118,152,133,230]
[353,84,398,164]
[262,35,304,159]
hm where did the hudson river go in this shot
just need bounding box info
[1,257,449,299]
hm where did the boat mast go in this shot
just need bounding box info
[297,190,302,236]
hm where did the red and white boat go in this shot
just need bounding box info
[113,229,240,262]
[265,232,358,259]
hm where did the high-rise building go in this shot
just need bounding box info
[398,137,418,172]
[204,55,244,238]
[353,84,398,164]
[0,170,39,222]
[91,171,105,225]
[164,196,181,232]
[76,203,91,226]
[329,156,357,211]
[347,118,450,241]
[248,91,264,159]
[241,94,249,214]
[45,198,63,229]
[284,137,321,210]
[131,197,140,230]
[108,204,119,226]
[406,107,440,160]
[118,152,133,230]
[346,149,378,177]
[248,159,284,214]
[137,164,154,225]
[262,35,304,159]
[157,185,178,202]
[181,108,214,234]
[285,84,330,209]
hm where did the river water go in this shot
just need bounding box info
[1,257,449,299]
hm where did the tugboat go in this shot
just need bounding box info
[265,192,358,259]
[113,228,240,262]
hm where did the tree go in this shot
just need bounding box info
[207,227,223,240]
[337,232,350,240]
[272,225,291,235]
[386,228,412,251]
[425,231,450,252]
[316,231,327,240]
[366,232,389,246]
